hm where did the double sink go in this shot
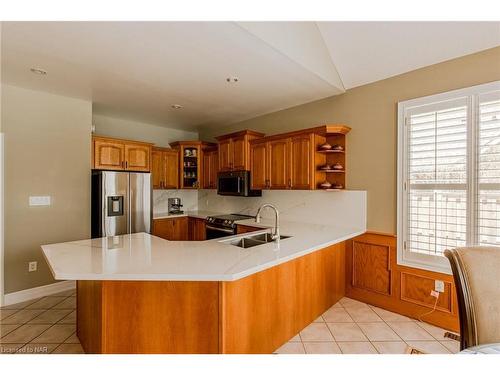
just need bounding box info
[226,232,291,249]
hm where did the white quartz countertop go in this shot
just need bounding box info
[41,218,364,282]
[153,210,223,220]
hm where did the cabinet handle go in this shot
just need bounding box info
[125,161,128,169]
[288,179,292,188]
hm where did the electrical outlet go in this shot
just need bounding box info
[29,196,51,206]
[430,290,439,298]
[435,280,445,293]
[28,261,37,272]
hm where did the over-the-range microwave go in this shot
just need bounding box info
[217,170,262,197]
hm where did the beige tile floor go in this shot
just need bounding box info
[0,288,83,354]
[1,291,459,355]
[275,297,460,354]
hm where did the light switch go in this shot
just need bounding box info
[29,196,51,206]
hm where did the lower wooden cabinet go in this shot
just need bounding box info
[152,217,188,241]
[188,217,206,241]
[152,217,206,241]
[236,224,261,235]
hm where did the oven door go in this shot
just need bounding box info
[205,224,235,239]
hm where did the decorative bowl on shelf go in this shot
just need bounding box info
[332,183,343,189]
[319,181,332,189]
[319,143,332,150]
[332,163,344,170]
[332,144,344,151]
[319,164,332,170]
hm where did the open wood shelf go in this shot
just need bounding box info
[317,169,345,173]
[316,149,345,154]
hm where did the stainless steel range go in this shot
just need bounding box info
[205,213,255,239]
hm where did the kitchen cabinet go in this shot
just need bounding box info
[170,141,217,189]
[236,224,261,235]
[152,217,188,241]
[249,142,268,189]
[152,147,179,189]
[268,138,289,189]
[216,130,265,172]
[250,125,350,190]
[202,148,218,189]
[289,134,314,189]
[189,217,206,241]
[92,136,152,172]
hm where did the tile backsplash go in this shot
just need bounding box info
[153,189,199,214]
[197,189,366,230]
[152,188,366,231]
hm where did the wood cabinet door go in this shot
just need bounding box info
[172,217,189,240]
[268,139,289,189]
[289,134,313,189]
[189,217,207,241]
[236,225,261,235]
[152,219,174,240]
[93,139,125,170]
[202,151,218,189]
[218,139,233,171]
[250,142,268,190]
[210,151,219,189]
[151,150,164,189]
[202,151,211,189]
[163,150,179,189]
[125,144,151,172]
[231,135,247,170]
[153,217,188,240]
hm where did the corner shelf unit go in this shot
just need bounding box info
[169,141,216,189]
[313,125,350,191]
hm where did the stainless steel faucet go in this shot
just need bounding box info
[255,204,280,241]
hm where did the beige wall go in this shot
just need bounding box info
[200,47,500,234]
[2,85,92,293]
[93,114,198,147]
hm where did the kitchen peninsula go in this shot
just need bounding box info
[41,215,365,354]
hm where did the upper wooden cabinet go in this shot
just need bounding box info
[216,130,265,172]
[170,141,217,189]
[202,148,219,189]
[152,147,179,189]
[249,142,268,190]
[92,136,152,172]
[250,125,350,190]
[251,137,302,190]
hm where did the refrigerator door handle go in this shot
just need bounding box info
[102,172,107,236]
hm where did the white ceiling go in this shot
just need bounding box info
[1,21,499,131]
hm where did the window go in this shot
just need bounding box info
[398,81,500,273]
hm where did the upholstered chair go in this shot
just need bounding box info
[445,246,500,350]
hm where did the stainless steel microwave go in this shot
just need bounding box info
[217,171,262,197]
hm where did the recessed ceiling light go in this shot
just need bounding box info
[171,104,183,109]
[30,67,48,75]
[226,76,239,83]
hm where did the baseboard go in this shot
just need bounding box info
[2,280,76,307]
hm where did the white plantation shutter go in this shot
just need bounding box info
[398,82,500,273]
[477,94,500,246]
[407,100,468,256]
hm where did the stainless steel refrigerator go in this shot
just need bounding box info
[91,171,151,238]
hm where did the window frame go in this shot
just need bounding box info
[397,80,500,274]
